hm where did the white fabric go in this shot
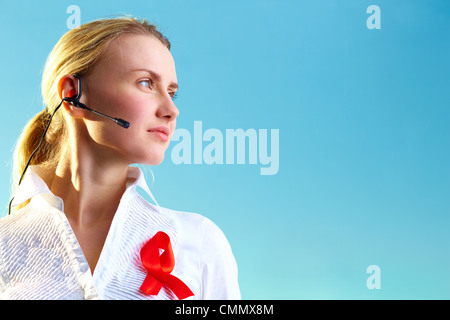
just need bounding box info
[0,166,240,300]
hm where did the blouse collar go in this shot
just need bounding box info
[11,165,160,212]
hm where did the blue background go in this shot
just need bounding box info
[0,0,449,299]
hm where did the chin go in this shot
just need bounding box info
[141,153,165,166]
[125,145,167,166]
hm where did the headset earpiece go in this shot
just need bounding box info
[63,96,77,103]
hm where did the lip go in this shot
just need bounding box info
[147,126,170,142]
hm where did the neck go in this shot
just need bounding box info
[47,137,129,228]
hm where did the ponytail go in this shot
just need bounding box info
[12,109,65,192]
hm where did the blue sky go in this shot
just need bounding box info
[0,0,449,299]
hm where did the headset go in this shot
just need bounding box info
[7,74,130,215]
[64,74,130,129]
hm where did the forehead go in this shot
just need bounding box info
[100,33,177,82]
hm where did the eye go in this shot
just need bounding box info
[170,91,178,101]
[138,79,153,89]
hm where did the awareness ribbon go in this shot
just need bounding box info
[139,231,194,300]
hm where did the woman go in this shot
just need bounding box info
[0,17,240,300]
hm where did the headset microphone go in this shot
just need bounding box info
[65,74,130,129]
[64,97,130,129]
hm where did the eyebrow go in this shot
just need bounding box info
[131,68,178,90]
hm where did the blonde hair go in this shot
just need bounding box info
[12,17,170,194]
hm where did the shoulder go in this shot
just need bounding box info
[0,207,37,239]
[158,207,241,299]
[0,203,61,238]
[0,206,53,288]
[0,204,66,260]
[0,212,29,289]
[125,193,230,250]
[156,206,236,268]
[159,206,230,248]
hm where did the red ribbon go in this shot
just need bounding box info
[139,231,194,300]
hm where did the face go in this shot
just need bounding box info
[76,34,179,166]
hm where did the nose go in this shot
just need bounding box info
[156,93,179,121]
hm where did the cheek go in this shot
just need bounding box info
[111,95,168,164]
[87,81,149,125]
[84,87,168,164]
[101,89,153,133]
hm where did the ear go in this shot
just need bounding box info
[58,74,84,117]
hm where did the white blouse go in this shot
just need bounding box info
[0,166,240,300]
